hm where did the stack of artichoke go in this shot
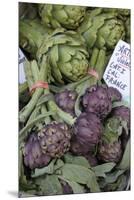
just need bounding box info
[19,2,130,197]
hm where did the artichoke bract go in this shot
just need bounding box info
[38,4,86,30]
[55,89,77,116]
[78,8,125,50]
[82,85,112,120]
[24,122,71,169]
[107,87,122,102]
[37,29,89,83]
[72,112,103,152]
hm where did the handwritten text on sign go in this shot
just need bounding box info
[103,40,130,103]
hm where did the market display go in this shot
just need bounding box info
[19,3,131,197]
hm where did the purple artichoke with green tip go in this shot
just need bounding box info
[98,117,123,163]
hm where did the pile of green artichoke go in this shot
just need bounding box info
[19,3,130,197]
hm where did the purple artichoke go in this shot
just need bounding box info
[55,89,77,116]
[38,122,71,158]
[24,122,72,169]
[82,85,112,119]
[71,112,103,153]
[98,141,122,163]
[24,133,51,169]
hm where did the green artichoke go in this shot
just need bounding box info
[78,8,125,50]
[37,29,89,83]
[19,19,52,58]
[23,122,72,169]
[38,4,86,29]
[98,117,123,163]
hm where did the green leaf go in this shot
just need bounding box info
[37,175,63,195]
[64,153,91,168]
[61,163,100,192]
[99,169,126,189]
[31,159,56,178]
[66,181,85,194]
[86,173,101,192]
[61,164,89,184]
[54,159,65,171]
[117,139,130,170]
[93,162,116,177]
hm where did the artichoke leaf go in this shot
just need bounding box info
[117,139,130,170]
[93,162,116,178]
[61,163,91,184]
[36,175,63,195]
[64,153,91,168]
[31,159,56,178]
[106,169,126,184]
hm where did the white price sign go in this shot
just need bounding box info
[19,48,26,84]
[103,40,130,104]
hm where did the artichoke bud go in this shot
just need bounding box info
[71,112,103,153]
[37,29,89,83]
[82,85,112,120]
[23,122,72,169]
[38,4,86,30]
[55,89,77,116]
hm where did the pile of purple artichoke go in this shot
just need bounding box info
[19,3,130,197]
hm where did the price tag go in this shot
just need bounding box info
[103,40,130,105]
[19,48,26,84]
